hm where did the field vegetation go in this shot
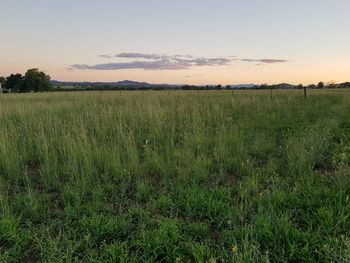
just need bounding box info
[0,90,349,262]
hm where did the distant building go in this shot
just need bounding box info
[3,89,11,93]
[0,84,12,94]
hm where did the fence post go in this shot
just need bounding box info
[304,86,307,99]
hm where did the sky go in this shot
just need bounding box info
[0,0,349,85]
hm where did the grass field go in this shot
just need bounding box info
[0,90,349,262]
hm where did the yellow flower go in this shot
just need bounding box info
[231,244,238,254]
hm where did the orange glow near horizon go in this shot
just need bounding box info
[1,1,349,86]
[34,60,349,86]
[1,60,349,86]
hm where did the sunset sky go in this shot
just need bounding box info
[1,0,349,85]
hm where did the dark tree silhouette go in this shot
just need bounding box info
[0,76,5,85]
[317,81,324,89]
[4,74,24,91]
[24,68,52,92]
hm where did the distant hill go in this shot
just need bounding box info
[275,83,296,89]
[230,84,257,89]
[51,80,300,90]
[51,80,260,89]
[51,80,154,87]
[115,80,151,86]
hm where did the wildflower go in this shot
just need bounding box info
[208,258,216,263]
[231,244,238,254]
[176,256,181,263]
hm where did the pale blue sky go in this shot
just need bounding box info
[1,0,349,84]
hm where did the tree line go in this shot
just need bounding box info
[56,82,350,91]
[2,70,350,93]
[0,69,52,92]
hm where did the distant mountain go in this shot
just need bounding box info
[230,84,257,89]
[275,83,296,89]
[51,80,153,86]
[115,80,150,86]
[51,80,182,87]
[229,83,297,89]
[51,80,298,90]
[51,80,259,88]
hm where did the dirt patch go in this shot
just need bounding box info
[313,160,334,176]
[21,247,40,263]
[208,169,239,187]
[25,163,42,176]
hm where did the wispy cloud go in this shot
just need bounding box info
[71,52,289,71]
[71,60,189,71]
[115,52,162,60]
[240,58,289,64]
[184,74,207,78]
[99,54,114,59]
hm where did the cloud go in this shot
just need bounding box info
[115,52,162,60]
[71,59,189,71]
[101,53,193,60]
[71,52,289,71]
[99,54,113,59]
[240,58,288,64]
[184,74,206,78]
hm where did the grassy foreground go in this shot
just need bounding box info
[0,90,349,262]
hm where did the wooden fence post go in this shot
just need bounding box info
[304,86,307,99]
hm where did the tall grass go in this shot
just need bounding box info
[0,90,349,262]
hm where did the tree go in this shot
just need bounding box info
[317,81,324,89]
[5,74,24,91]
[0,76,5,85]
[260,83,268,89]
[24,68,52,92]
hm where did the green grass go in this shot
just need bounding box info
[0,90,349,262]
